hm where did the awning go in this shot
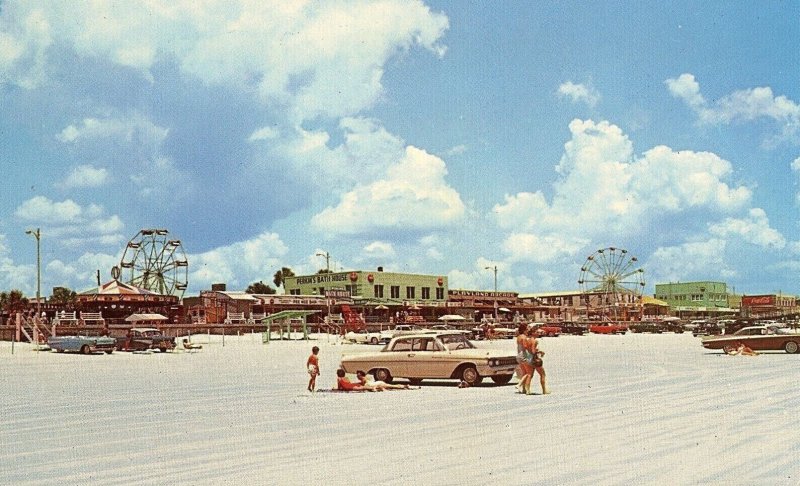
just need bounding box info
[642,296,669,306]
[261,310,319,323]
[124,313,168,322]
[438,314,465,321]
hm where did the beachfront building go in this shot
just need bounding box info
[740,294,799,318]
[284,269,448,305]
[521,289,644,322]
[653,281,736,318]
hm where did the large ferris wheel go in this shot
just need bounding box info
[117,229,189,298]
[578,247,645,320]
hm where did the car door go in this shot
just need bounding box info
[385,337,414,377]
[404,337,440,378]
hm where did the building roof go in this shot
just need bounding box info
[642,296,669,306]
[124,313,168,322]
[80,279,161,296]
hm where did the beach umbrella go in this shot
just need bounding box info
[498,307,512,313]
[439,314,465,321]
[375,304,389,310]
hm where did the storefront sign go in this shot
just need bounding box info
[742,295,775,306]
[295,273,350,285]
[448,290,518,299]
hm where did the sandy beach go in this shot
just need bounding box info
[2,332,799,485]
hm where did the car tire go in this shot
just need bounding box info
[461,366,481,386]
[374,368,393,383]
[491,375,513,385]
[370,337,378,345]
[408,378,423,386]
[785,341,799,354]
[80,345,91,355]
[722,344,737,354]
[104,350,113,354]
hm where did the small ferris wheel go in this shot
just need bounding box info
[578,247,645,318]
[117,228,189,298]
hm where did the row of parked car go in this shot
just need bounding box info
[47,328,177,354]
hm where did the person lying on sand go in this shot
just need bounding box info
[182,338,202,350]
[727,342,758,356]
[356,370,411,391]
[337,368,370,391]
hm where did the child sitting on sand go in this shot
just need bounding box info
[337,368,369,391]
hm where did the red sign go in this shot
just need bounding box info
[742,295,775,306]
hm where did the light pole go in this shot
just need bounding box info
[25,228,41,316]
[316,251,331,272]
[484,265,497,320]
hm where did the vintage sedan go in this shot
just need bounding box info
[116,328,176,352]
[701,326,800,354]
[48,335,116,354]
[344,329,393,345]
[339,331,518,386]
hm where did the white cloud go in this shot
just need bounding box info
[708,208,786,249]
[46,252,121,291]
[666,73,800,145]
[13,196,125,249]
[59,164,109,189]
[363,241,396,259]
[493,119,753,264]
[665,73,705,109]
[189,232,288,292]
[56,115,168,146]
[311,145,465,236]
[557,81,600,108]
[0,8,51,89]
[647,239,735,283]
[503,233,589,264]
[15,196,82,223]
[0,234,35,292]
[248,126,280,141]
[4,2,448,123]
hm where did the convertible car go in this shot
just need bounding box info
[701,326,800,354]
[339,330,518,386]
[48,335,116,354]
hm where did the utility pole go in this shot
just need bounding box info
[316,251,331,272]
[484,265,498,320]
[25,228,41,316]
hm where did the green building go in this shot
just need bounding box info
[654,281,734,315]
[283,270,448,304]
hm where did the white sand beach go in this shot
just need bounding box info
[2,332,799,485]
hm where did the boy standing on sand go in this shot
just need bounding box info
[307,346,320,392]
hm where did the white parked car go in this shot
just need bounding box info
[339,330,518,386]
[344,329,393,345]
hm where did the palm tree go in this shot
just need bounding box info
[50,287,77,306]
[0,290,29,313]
[245,281,276,294]
[273,267,295,289]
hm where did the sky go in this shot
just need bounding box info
[1,1,799,298]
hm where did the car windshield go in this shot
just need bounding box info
[439,333,475,350]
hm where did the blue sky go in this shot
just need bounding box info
[1,1,799,297]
